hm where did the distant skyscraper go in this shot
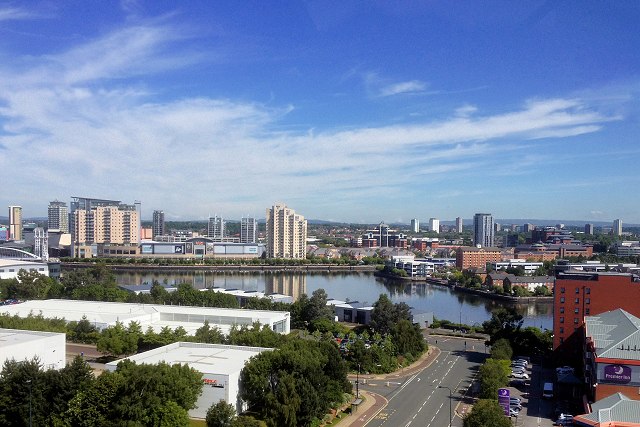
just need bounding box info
[494,223,501,233]
[455,217,463,233]
[410,219,420,233]
[474,213,494,248]
[429,218,440,234]
[8,205,22,241]
[207,215,225,240]
[152,210,165,239]
[585,223,594,235]
[266,203,307,259]
[241,216,257,243]
[48,201,69,233]
[523,223,535,233]
[613,219,623,236]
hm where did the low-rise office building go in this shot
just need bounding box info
[0,299,290,335]
[456,246,503,270]
[106,342,272,417]
[0,328,66,370]
[0,259,49,280]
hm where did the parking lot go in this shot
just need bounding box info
[506,361,556,427]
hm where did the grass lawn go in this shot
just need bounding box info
[189,419,206,427]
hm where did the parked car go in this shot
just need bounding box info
[510,402,523,410]
[511,368,526,375]
[509,407,521,417]
[553,415,573,426]
[511,372,530,379]
[510,397,522,405]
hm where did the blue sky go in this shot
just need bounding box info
[1,1,639,224]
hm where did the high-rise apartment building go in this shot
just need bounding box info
[410,219,420,233]
[613,219,623,236]
[266,203,307,259]
[473,213,494,248]
[70,197,140,257]
[240,216,257,243]
[47,201,69,233]
[455,217,463,233]
[152,210,165,239]
[429,218,440,234]
[585,223,594,235]
[207,215,225,241]
[523,223,535,233]
[8,205,22,241]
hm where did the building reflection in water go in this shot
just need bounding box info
[264,273,307,301]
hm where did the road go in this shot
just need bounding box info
[361,336,486,427]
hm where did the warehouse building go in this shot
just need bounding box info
[106,342,272,417]
[0,299,290,335]
[0,328,66,370]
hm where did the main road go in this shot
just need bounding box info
[360,336,486,427]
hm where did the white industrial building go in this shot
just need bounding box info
[106,342,272,418]
[0,259,49,280]
[0,328,66,370]
[0,300,290,335]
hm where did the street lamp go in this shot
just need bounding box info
[438,385,454,427]
[25,379,32,427]
[356,363,360,399]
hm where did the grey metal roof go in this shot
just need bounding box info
[575,393,640,425]
[585,309,640,361]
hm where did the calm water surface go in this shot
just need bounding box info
[114,271,553,330]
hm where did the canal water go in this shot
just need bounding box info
[113,271,553,330]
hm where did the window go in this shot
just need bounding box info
[585,287,591,294]
[561,287,565,293]
[560,317,564,323]
[559,327,564,334]
[586,298,590,304]
[575,287,580,294]
[575,308,579,314]
[560,338,564,344]
[575,298,580,304]
[560,297,565,303]
[574,318,579,324]
[585,309,590,315]
[560,307,565,314]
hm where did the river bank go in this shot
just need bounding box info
[61,262,377,273]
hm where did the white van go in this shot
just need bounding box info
[543,382,554,398]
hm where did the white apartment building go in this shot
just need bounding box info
[429,218,440,234]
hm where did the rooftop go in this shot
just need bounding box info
[0,328,64,347]
[585,309,640,361]
[106,342,272,375]
[574,393,640,426]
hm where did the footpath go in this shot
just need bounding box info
[338,346,442,427]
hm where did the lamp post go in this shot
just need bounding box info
[26,379,32,427]
[438,385,453,427]
[356,363,360,399]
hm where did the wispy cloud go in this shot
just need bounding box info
[379,80,427,97]
[0,20,626,219]
[0,6,33,21]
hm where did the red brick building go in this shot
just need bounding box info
[553,272,640,362]
[456,247,503,270]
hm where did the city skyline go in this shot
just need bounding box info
[1,3,639,223]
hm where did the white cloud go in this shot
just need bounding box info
[379,80,427,97]
[0,7,32,21]
[0,21,625,220]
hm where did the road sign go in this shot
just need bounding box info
[498,388,510,415]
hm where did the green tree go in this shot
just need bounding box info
[478,359,510,399]
[489,338,513,360]
[463,399,512,427]
[482,307,523,344]
[96,321,138,357]
[206,400,237,427]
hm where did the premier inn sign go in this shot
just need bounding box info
[603,365,632,384]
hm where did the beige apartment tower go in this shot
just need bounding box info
[266,203,307,259]
[8,205,22,241]
[70,197,140,257]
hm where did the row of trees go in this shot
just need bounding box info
[0,356,202,426]
[60,255,386,266]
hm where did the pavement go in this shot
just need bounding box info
[339,346,442,427]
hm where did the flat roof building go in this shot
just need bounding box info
[0,299,290,335]
[106,342,272,418]
[0,328,66,370]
